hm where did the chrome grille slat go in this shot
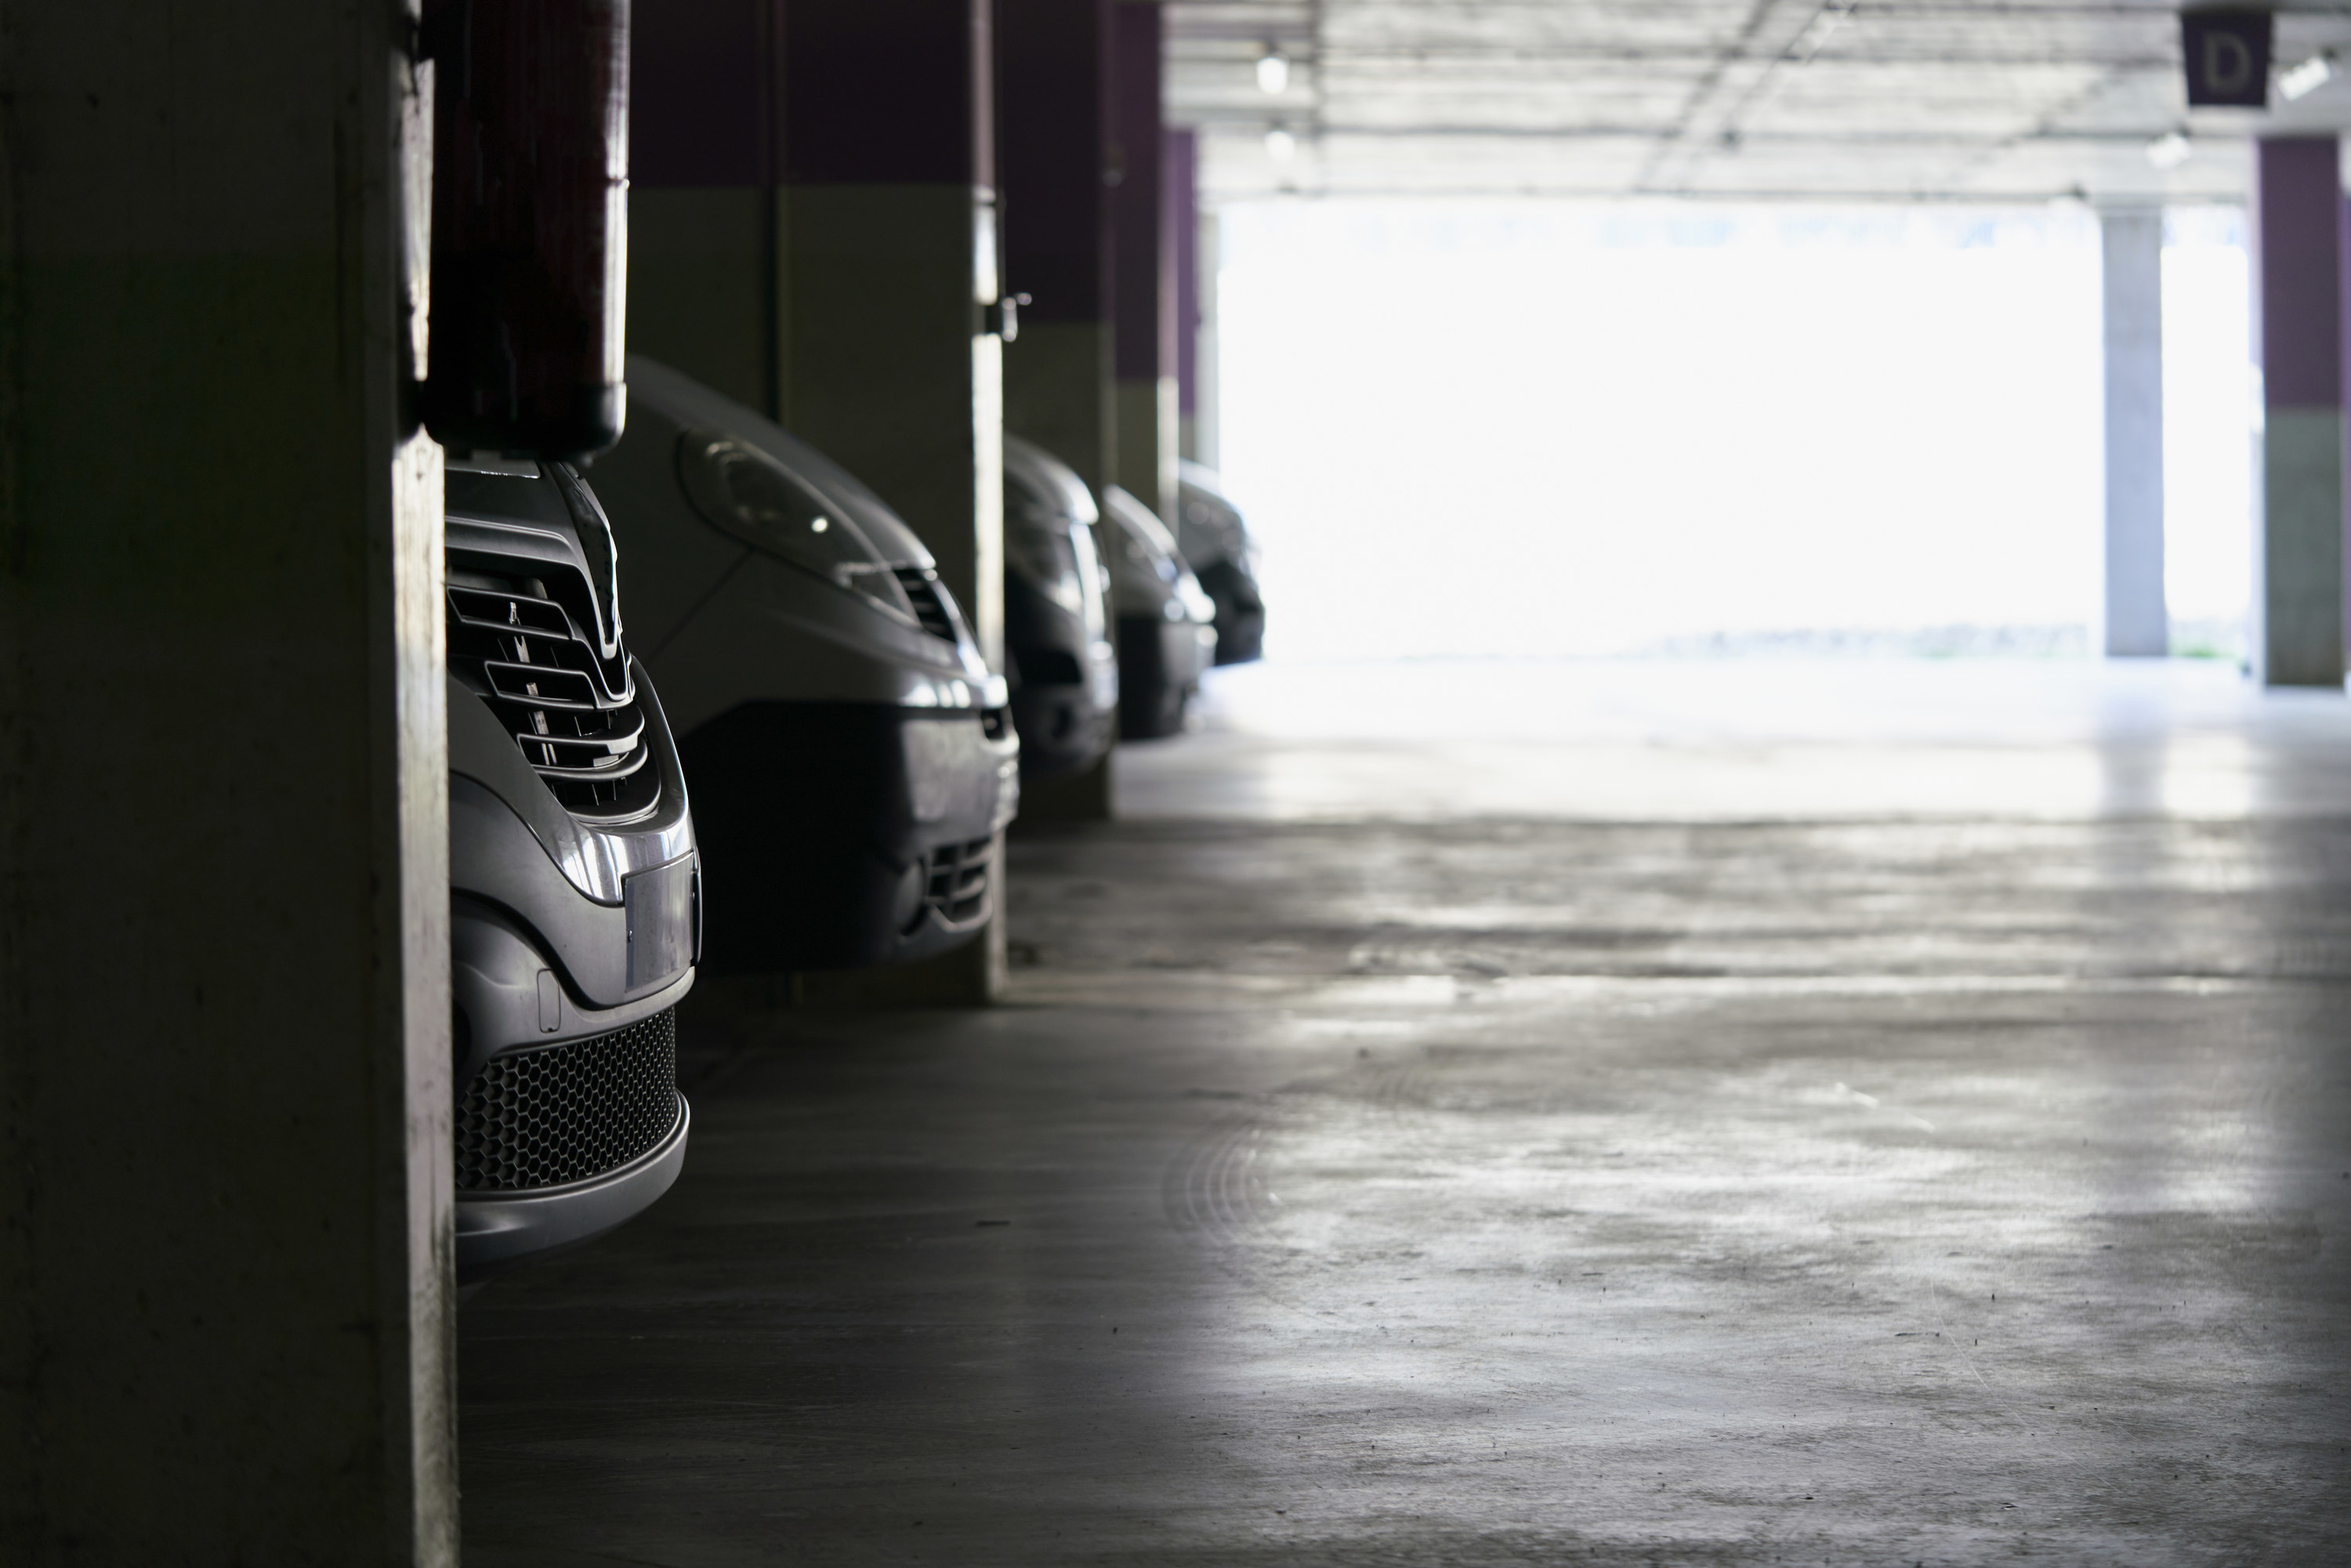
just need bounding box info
[447,559,661,819]
[484,661,600,709]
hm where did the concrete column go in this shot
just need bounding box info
[1172,128,1205,463]
[1002,0,1119,822]
[2100,206,2168,657]
[1111,0,1177,526]
[1195,206,1224,472]
[778,0,1008,998]
[0,0,455,1560]
[2251,138,2349,688]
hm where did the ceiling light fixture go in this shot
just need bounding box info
[1257,49,1290,95]
[1265,125,1297,162]
[2280,53,2336,101]
[2146,132,2192,171]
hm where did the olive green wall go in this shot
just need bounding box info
[774,183,1004,668]
[629,186,777,415]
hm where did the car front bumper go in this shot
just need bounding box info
[456,1096,690,1283]
[683,701,1022,972]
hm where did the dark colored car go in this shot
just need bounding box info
[446,458,698,1284]
[1003,436,1118,781]
[1176,460,1266,665]
[1100,484,1218,741]
[583,356,1019,973]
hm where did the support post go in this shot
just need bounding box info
[0,0,455,1560]
[2251,137,2349,688]
[1195,205,1223,472]
[1172,127,1204,464]
[2100,206,2168,657]
[1111,0,1176,527]
[777,0,1008,998]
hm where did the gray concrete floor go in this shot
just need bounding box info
[461,661,2351,1566]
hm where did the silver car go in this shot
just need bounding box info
[1004,436,1118,780]
[1099,484,1218,741]
[1176,460,1266,665]
[446,458,698,1284]
[584,357,1019,973]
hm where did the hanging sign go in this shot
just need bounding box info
[2182,10,2273,107]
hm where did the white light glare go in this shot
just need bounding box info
[2146,132,2192,171]
[1257,49,1290,94]
[2280,53,2336,101]
[1266,127,1297,162]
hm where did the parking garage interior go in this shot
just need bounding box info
[7,3,2351,1566]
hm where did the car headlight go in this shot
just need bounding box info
[676,431,919,621]
[1176,572,1217,625]
[1005,509,1085,614]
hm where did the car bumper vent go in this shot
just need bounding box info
[455,1008,681,1192]
[925,836,993,928]
[892,567,959,642]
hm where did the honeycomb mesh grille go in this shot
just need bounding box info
[455,1009,681,1192]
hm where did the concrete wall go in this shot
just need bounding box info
[1110,0,1176,524]
[1002,0,1117,494]
[0,1,455,1560]
[629,0,784,414]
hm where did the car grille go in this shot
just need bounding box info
[926,836,993,927]
[455,1009,682,1193]
[447,563,660,818]
[893,567,958,641]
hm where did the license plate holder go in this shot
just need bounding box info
[624,856,696,992]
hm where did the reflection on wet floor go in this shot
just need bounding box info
[461,660,2351,1566]
[1120,658,2351,820]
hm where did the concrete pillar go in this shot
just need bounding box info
[1111,0,1178,527]
[778,0,1009,998]
[2251,137,2349,688]
[1172,127,1205,463]
[2100,206,2168,657]
[1195,206,1224,472]
[0,0,455,1561]
[1002,0,1119,821]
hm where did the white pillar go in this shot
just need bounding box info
[2101,206,2168,657]
[1196,208,1223,472]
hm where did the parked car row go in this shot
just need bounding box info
[447,359,1263,1282]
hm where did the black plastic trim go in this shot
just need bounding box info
[683,701,1019,972]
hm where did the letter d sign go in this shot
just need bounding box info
[2183,10,2273,107]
